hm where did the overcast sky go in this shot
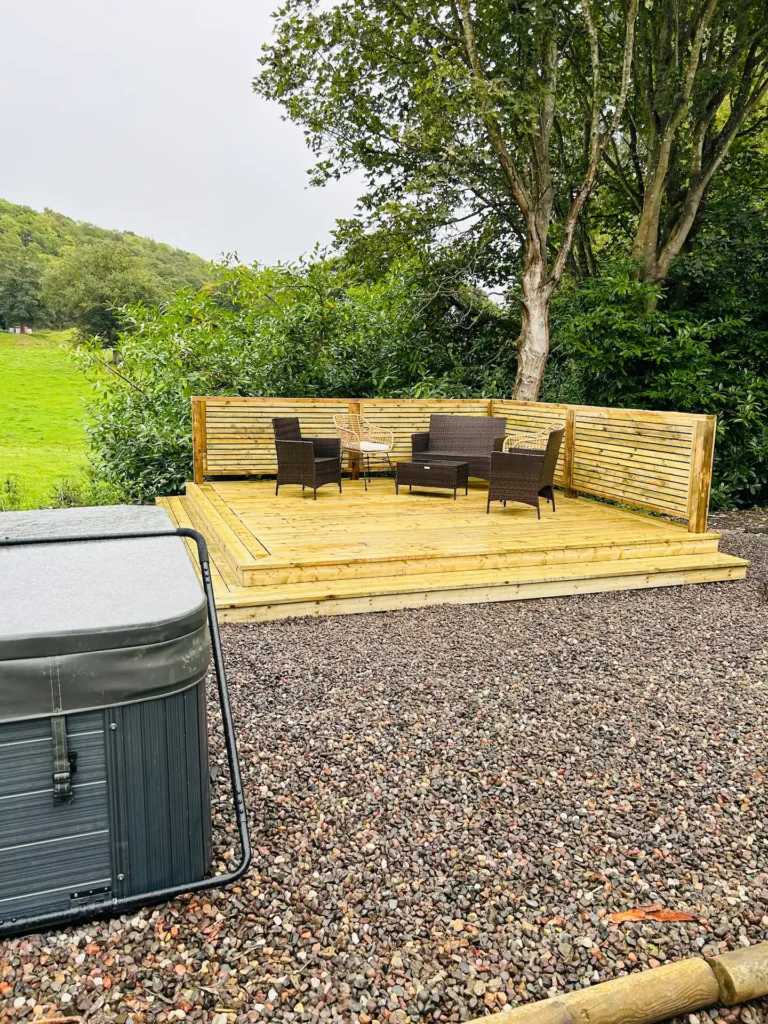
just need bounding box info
[0,0,361,265]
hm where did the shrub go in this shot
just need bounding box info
[0,475,27,511]
[546,265,768,509]
[47,474,126,509]
[76,258,514,502]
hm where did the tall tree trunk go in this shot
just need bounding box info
[514,259,554,401]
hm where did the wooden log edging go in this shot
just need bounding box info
[465,945,768,1024]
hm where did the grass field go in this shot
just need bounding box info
[0,329,93,508]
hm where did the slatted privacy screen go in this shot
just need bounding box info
[191,397,716,532]
[570,408,697,519]
[200,397,350,477]
[492,399,569,485]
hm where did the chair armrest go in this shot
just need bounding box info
[275,439,316,471]
[493,436,505,452]
[309,436,341,459]
[412,432,430,454]
[335,424,360,451]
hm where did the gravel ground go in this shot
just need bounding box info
[3,529,768,1024]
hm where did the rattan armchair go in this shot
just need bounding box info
[502,422,565,453]
[487,427,565,517]
[333,414,394,489]
[272,417,342,499]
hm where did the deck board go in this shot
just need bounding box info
[157,478,747,621]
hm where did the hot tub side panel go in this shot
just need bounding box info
[106,681,213,900]
[0,711,112,921]
[0,682,212,928]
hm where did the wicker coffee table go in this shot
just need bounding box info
[395,460,469,499]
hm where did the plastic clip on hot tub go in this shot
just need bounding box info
[0,523,251,938]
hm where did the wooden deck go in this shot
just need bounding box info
[157,478,747,622]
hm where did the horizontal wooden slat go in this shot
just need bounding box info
[192,396,714,525]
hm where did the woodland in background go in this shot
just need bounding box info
[80,118,768,509]
[0,199,209,341]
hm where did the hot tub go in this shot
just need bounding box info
[0,505,249,935]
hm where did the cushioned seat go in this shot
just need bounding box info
[358,440,390,452]
[411,414,507,481]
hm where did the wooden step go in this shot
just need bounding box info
[214,551,747,622]
[158,496,747,623]
[185,483,267,581]
[184,484,720,587]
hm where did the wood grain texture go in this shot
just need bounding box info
[687,417,717,534]
[465,957,719,1024]
[563,408,577,498]
[191,397,207,486]
[157,476,746,621]
[710,944,768,1004]
[191,397,716,526]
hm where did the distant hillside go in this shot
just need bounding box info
[0,199,210,337]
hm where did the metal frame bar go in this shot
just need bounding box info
[0,526,251,938]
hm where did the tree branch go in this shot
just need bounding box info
[549,0,639,286]
[456,0,539,252]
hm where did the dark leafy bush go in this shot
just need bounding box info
[546,265,768,509]
[77,259,515,502]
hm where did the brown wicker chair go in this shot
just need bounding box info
[487,427,565,517]
[272,417,342,499]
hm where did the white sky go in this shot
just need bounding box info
[0,0,362,264]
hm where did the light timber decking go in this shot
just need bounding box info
[157,478,747,622]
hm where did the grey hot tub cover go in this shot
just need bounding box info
[0,505,209,723]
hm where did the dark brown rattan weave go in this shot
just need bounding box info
[486,428,565,518]
[411,415,506,480]
[395,460,469,499]
[272,417,342,499]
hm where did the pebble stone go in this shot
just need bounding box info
[1,527,768,1024]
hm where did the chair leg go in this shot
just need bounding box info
[314,488,317,500]
[536,500,540,520]
[275,482,279,496]
[551,490,556,511]
[486,496,491,514]
[338,480,342,493]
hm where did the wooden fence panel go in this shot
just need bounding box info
[202,398,350,477]
[191,396,716,532]
[569,407,697,519]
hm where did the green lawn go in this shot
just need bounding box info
[0,329,93,508]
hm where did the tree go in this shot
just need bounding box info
[601,0,768,289]
[42,241,164,342]
[0,246,46,328]
[255,0,638,400]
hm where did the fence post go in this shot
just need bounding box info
[687,416,716,533]
[191,397,207,486]
[348,399,362,480]
[563,407,577,498]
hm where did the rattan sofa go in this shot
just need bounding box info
[411,414,507,481]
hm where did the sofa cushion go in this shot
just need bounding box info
[427,415,506,453]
